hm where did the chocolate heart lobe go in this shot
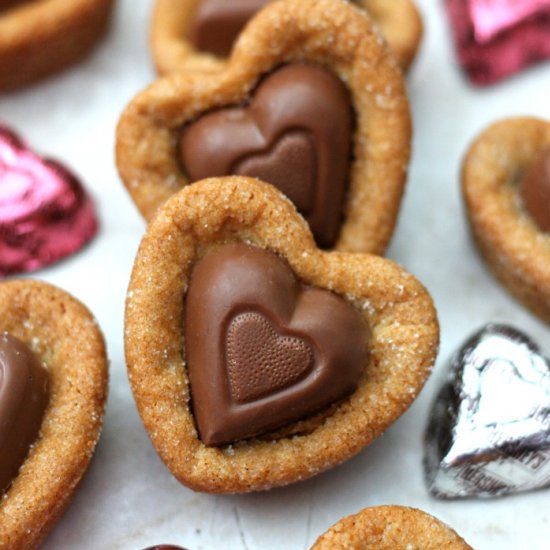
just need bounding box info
[185,243,367,446]
[187,0,271,57]
[179,64,353,248]
[0,332,49,495]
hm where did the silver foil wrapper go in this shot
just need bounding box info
[424,324,550,498]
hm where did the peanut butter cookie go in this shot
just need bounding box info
[0,0,115,91]
[0,280,108,550]
[311,506,472,549]
[117,0,411,253]
[151,0,422,74]
[463,117,550,323]
[125,176,439,493]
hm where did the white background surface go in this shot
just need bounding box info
[1,0,549,548]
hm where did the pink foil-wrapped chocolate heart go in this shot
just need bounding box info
[0,126,98,275]
[445,0,550,85]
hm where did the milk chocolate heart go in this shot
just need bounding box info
[0,333,49,495]
[180,64,352,248]
[185,243,366,446]
[118,0,412,254]
[187,0,270,57]
[425,324,550,498]
[125,176,439,493]
[0,126,98,275]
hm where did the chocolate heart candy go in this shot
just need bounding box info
[425,324,550,498]
[180,64,353,248]
[0,126,98,275]
[0,333,49,495]
[185,243,366,446]
[519,148,550,232]
[187,0,270,57]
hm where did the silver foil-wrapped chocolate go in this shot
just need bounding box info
[425,324,550,498]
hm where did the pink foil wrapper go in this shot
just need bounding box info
[445,0,550,85]
[0,126,98,275]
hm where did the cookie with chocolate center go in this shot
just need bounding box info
[151,0,423,74]
[117,0,411,254]
[0,280,108,550]
[0,0,114,90]
[124,176,438,493]
[462,117,550,323]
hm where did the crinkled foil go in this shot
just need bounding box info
[445,0,550,85]
[0,126,98,275]
[425,324,550,498]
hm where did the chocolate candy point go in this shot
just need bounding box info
[0,333,49,495]
[519,148,550,232]
[185,243,367,446]
[188,0,270,57]
[425,324,550,499]
[179,64,353,248]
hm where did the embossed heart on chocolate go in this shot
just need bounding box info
[425,324,550,498]
[185,243,366,446]
[0,126,98,275]
[0,333,49,495]
[180,64,353,248]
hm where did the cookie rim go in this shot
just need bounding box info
[310,505,473,549]
[150,0,423,74]
[462,117,550,324]
[117,0,412,254]
[0,280,108,550]
[0,0,115,90]
[124,176,439,493]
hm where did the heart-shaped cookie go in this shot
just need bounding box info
[186,243,366,445]
[0,126,98,275]
[0,280,107,550]
[125,175,438,493]
[462,117,550,323]
[179,64,352,247]
[0,0,114,90]
[117,0,411,254]
[151,0,423,74]
[311,506,472,549]
[425,324,550,498]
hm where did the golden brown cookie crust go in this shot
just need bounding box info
[125,176,439,493]
[150,0,422,74]
[0,0,115,91]
[462,117,550,324]
[117,0,411,254]
[310,506,473,549]
[0,280,108,550]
